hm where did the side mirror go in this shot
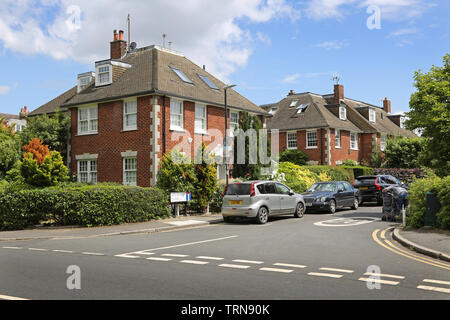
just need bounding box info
[289,191,295,196]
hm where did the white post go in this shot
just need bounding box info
[175,204,180,217]
[402,204,406,227]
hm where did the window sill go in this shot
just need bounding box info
[350,148,359,151]
[287,147,298,150]
[170,127,186,133]
[122,128,138,132]
[306,146,318,149]
[335,146,341,149]
[76,132,98,136]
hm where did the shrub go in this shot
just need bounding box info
[304,165,352,182]
[384,137,425,169]
[275,162,325,193]
[20,150,69,187]
[437,176,450,229]
[341,166,374,181]
[374,168,426,184]
[279,149,308,166]
[210,182,226,213]
[156,150,196,193]
[0,136,21,178]
[191,143,217,213]
[342,159,357,166]
[0,184,171,230]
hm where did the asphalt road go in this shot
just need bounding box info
[0,204,449,300]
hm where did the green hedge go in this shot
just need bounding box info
[302,165,352,182]
[0,183,171,231]
[340,166,374,181]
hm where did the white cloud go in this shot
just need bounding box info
[388,28,420,37]
[0,85,11,95]
[283,72,333,83]
[0,0,299,80]
[313,40,348,50]
[256,32,272,45]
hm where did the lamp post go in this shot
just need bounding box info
[223,84,236,187]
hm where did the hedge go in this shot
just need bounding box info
[0,183,171,231]
[302,165,352,182]
[340,166,374,181]
[374,168,426,184]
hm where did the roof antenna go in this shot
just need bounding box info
[162,33,166,48]
[332,73,340,85]
[168,41,172,50]
[127,13,131,48]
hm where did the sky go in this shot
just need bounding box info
[0,0,449,116]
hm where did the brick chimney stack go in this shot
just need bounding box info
[334,84,344,104]
[288,89,295,96]
[383,97,391,114]
[110,29,127,60]
[19,106,29,119]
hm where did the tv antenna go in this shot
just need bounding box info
[332,73,340,85]
[162,33,167,48]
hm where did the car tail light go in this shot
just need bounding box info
[250,183,255,197]
[374,179,382,191]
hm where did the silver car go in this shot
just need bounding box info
[221,181,305,224]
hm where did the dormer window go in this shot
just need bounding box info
[339,106,347,120]
[269,107,278,115]
[95,62,112,86]
[369,108,376,122]
[77,72,94,93]
[289,100,298,107]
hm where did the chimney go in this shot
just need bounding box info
[288,90,295,96]
[203,65,206,71]
[110,29,127,60]
[19,106,29,119]
[383,97,391,114]
[334,84,344,104]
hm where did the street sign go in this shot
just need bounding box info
[170,192,192,203]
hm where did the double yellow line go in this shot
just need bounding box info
[372,228,450,270]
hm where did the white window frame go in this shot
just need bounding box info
[123,99,138,131]
[77,159,98,184]
[78,106,98,135]
[335,129,341,148]
[95,63,112,86]
[170,99,184,131]
[339,106,347,120]
[123,157,137,186]
[229,111,239,136]
[350,132,359,150]
[195,104,207,134]
[306,130,318,149]
[286,131,297,150]
[380,134,387,152]
[369,108,376,123]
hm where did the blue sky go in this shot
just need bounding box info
[0,0,449,115]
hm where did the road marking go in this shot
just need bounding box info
[232,259,264,265]
[28,248,49,252]
[273,263,307,269]
[260,267,293,273]
[219,264,250,269]
[320,267,354,274]
[180,260,209,265]
[161,254,189,257]
[82,252,105,256]
[2,246,23,250]
[358,277,399,286]
[146,257,172,261]
[114,253,140,259]
[372,229,450,271]
[363,272,405,279]
[417,285,450,294]
[423,279,450,286]
[307,272,343,279]
[0,294,29,301]
[52,250,74,253]
[133,251,155,256]
[166,220,208,227]
[314,217,378,227]
[196,256,224,261]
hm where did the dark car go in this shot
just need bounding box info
[301,181,359,214]
[353,175,406,205]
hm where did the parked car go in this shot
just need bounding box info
[221,181,305,224]
[301,181,359,214]
[353,175,406,205]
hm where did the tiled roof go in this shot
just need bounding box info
[63,46,268,115]
[29,86,77,116]
[0,113,19,119]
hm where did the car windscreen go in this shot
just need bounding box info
[225,184,251,195]
[307,183,336,192]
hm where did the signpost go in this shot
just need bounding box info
[170,192,192,217]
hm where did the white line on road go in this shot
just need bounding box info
[417,285,450,294]
[196,256,224,261]
[232,259,264,265]
[0,294,29,301]
[423,279,450,286]
[82,252,105,256]
[133,251,155,255]
[320,267,354,273]
[52,250,74,253]
[28,248,49,251]
[162,254,189,257]
[358,277,399,286]
[273,263,307,269]
[146,257,172,261]
[2,246,23,250]
[308,272,343,279]
[114,253,140,259]
[180,260,209,265]
[219,264,250,269]
[363,272,405,279]
[260,267,293,273]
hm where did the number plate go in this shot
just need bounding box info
[360,187,368,190]
[229,200,242,205]
[305,203,312,207]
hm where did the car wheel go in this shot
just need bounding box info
[223,216,234,223]
[294,202,305,218]
[328,200,336,214]
[351,197,359,210]
[256,206,269,224]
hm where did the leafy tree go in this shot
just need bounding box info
[156,149,196,193]
[193,143,217,213]
[0,118,21,178]
[279,149,308,166]
[20,110,70,163]
[384,137,425,168]
[405,53,450,176]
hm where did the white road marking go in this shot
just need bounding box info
[320,267,354,273]
[363,272,405,279]
[146,257,172,261]
[2,246,23,250]
[28,248,49,252]
[273,263,307,269]
[423,279,450,286]
[232,259,264,265]
[219,264,250,269]
[196,256,224,261]
[417,285,450,294]
[82,252,105,256]
[180,260,209,265]
[314,217,379,227]
[133,251,155,255]
[260,267,293,273]
[114,253,140,259]
[308,272,343,279]
[0,294,29,300]
[161,254,189,257]
[166,220,208,227]
[358,277,399,286]
[52,250,74,253]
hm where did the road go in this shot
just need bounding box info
[0,204,449,300]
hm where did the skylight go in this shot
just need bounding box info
[269,107,278,115]
[198,74,218,89]
[170,67,193,84]
[296,104,309,114]
[290,100,298,107]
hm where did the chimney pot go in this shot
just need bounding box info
[119,30,124,41]
[113,30,119,41]
[288,90,294,96]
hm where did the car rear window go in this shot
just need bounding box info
[225,184,251,195]
[354,178,376,186]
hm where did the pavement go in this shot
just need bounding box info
[0,213,223,241]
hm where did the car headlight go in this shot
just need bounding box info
[320,196,327,202]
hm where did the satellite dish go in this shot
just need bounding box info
[130,42,137,50]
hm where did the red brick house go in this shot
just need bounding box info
[57,30,268,187]
[263,84,416,166]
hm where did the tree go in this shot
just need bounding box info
[405,53,450,176]
[156,149,196,193]
[384,137,424,168]
[0,118,21,178]
[20,110,70,163]
[279,149,308,166]
[193,143,217,213]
